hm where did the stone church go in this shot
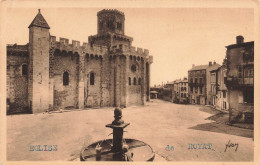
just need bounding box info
[7,9,153,114]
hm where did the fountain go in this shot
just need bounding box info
[80,107,155,161]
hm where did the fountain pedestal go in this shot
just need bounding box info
[106,123,130,152]
[80,107,155,161]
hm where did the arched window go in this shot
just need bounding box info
[22,64,28,76]
[128,77,131,85]
[138,78,141,85]
[90,72,95,85]
[133,77,137,85]
[63,71,69,86]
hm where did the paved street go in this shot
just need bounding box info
[7,99,254,161]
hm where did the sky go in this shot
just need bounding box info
[3,8,254,86]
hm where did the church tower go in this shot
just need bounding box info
[28,9,50,113]
[97,9,125,35]
[89,9,133,50]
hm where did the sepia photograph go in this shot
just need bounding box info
[0,0,259,164]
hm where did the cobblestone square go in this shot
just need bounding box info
[7,99,254,161]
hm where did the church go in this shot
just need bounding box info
[6,9,153,114]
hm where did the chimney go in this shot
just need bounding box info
[213,60,216,65]
[236,35,244,44]
[192,64,195,68]
[209,61,212,66]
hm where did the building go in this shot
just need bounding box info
[179,78,189,104]
[225,36,254,123]
[209,65,221,106]
[206,62,221,105]
[6,9,153,114]
[172,79,181,103]
[216,65,229,111]
[188,62,220,105]
[150,91,158,99]
[188,65,207,104]
[164,81,174,89]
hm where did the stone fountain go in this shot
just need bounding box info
[80,107,155,161]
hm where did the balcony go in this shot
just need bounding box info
[225,77,254,88]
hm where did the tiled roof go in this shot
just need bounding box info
[208,64,221,72]
[189,64,221,71]
[188,65,208,71]
[226,41,254,49]
[28,9,50,29]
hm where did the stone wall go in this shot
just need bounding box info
[84,56,102,107]
[127,56,142,105]
[6,9,153,114]
[53,51,78,109]
[7,53,29,114]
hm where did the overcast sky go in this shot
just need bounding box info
[4,8,254,86]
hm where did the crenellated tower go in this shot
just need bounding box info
[7,9,153,114]
[89,9,133,51]
[97,9,125,35]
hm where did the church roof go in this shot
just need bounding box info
[28,9,50,29]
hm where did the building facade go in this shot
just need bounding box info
[7,9,153,114]
[172,78,188,104]
[188,62,220,105]
[225,36,254,123]
[172,79,181,103]
[216,65,229,111]
[188,65,207,104]
[209,65,221,107]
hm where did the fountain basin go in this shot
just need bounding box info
[80,138,155,161]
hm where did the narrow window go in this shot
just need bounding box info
[117,22,122,29]
[22,64,28,76]
[129,77,131,85]
[138,78,141,85]
[200,87,203,94]
[90,72,95,85]
[133,77,137,85]
[63,71,69,86]
[223,91,226,98]
[200,78,202,84]
[238,66,242,78]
